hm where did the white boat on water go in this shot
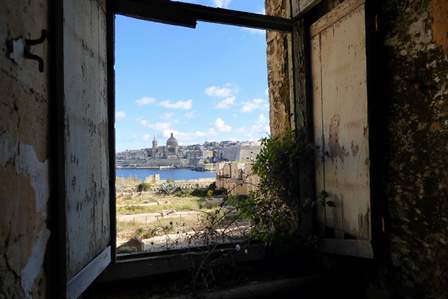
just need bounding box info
[159,165,175,169]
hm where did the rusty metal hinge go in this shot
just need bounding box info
[6,29,47,72]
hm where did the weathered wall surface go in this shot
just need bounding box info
[266,0,293,137]
[381,0,448,298]
[0,0,50,298]
[266,0,448,298]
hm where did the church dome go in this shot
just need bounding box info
[166,132,178,147]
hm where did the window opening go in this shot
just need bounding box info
[114,11,271,255]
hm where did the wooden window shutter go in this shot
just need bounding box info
[53,0,114,297]
[310,0,374,258]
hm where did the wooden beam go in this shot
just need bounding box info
[107,0,117,264]
[49,0,68,297]
[114,0,293,32]
[67,247,112,299]
[291,18,315,237]
[319,239,374,258]
[98,244,266,282]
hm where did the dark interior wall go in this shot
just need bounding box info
[0,0,50,298]
[380,0,448,298]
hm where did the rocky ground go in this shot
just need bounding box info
[116,178,250,254]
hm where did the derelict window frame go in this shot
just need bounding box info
[106,0,294,267]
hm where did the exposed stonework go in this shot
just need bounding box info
[381,1,448,298]
[0,0,49,298]
[431,0,448,53]
[266,0,293,137]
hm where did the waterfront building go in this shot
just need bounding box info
[116,134,261,169]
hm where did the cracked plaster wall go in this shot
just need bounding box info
[0,0,50,298]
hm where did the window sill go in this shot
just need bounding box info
[97,243,266,283]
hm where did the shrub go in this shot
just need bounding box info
[207,189,214,198]
[191,188,208,197]
[234,130,312,242]
[136,182,152,192]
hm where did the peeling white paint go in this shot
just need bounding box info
[21,228,50,299]
[0,133,50,297]
[16,142,49,214]
[0,134,49,215]
[0,134,17,165]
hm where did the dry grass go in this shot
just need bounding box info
[116,176,141,187]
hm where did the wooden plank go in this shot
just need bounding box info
[114,0,292,31]
[311,30,326,237]
[291,19,315,235]
[319,239,373,258]
[98,244,266,282]
[321,2,370,240]
[291,0,322,19]
[63,0,111,278]
[297,0,322,16]
[310,0,372,255]
[53,1,112,296]
[107,0,117,263]
[67,246,111,299]
[310,0,365,37]
[50,0,68,296]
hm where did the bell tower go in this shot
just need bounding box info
[152,135,158,156]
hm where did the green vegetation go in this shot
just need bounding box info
[136,182,153,192]
[117,197,204,215]
[191,182,226,197]
[230,130,312,242]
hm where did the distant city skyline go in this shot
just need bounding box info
[115,0,270,152]
[118,132,261,153]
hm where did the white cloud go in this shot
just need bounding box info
[194,128,217,138]
[236,114,270,141]
[213,0,231,8]
[241,98,268,113]
[184,111,198,119]
[116,111,126,121]
[205,86,234,98]
[265,87,269,96]
[136,97,193,110]
[160,112,174,120]
[140,119,172,131]
[214,117,232,132]
[250,114,270,137]
[136,97,156,106]
[216,96,235,109]
[139,118,218,144]
[160,99,192,110]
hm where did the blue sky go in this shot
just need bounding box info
[115,0,270,152]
